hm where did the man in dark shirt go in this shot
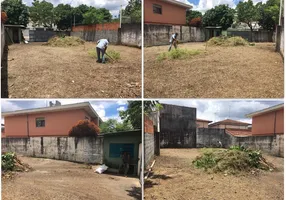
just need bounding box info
[122,151,130,177]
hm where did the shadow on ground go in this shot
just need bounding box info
[126,186,141,200]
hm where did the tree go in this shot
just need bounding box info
[100,119,133,133]
[257,0,280,31]
[29,0,54,28]
[69,120,100,137]
[186,10,202,24]
[122,0,141,23]
[120,101,161,129]
[54,4,73,30]
[189,17,202,27]
[237,0,259,42]
[82,7,112,24]
[1,0,29,26]
[72,4,89,25]
[202,4,235,30]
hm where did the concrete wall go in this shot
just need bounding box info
[2,136,104,163]
[196,121,209,128]
[1,35,8,98]
[29,29,70,42]
[196,128,230,148]
[144,0,188,25]
[160,104,197,148]
[144,132,154,167]
[120,23,141,48]
[252,108,284,135]
[227,30,274,42]
[71,23,141,47]
[144,24,205,46]
[4,109,94,137]
[1,23,4,58]
[228,134,284,157]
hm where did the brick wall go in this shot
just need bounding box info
[144,115,154,167]
[144,115,154,134]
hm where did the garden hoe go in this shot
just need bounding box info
[105,52,116,63]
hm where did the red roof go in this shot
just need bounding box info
[209,119,251,127]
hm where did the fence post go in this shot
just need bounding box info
[276,25,281,52]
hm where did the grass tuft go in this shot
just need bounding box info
[156,49,201,61]
[88,49,121,61]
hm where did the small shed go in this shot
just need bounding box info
[4,24,26,44]
[102,130,142,176]
[205,26,223,41]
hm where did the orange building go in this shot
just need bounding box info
[209,119,251,130]
[2,102,102,138]
[144,0,192,25]
[246,103,284,136]
[196,118,212,128]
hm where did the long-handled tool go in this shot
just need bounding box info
[105,52,116,62]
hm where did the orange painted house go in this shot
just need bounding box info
[2,102,102,138]
[246,103,284,136]
[196,118,212,128]
[144,0,192,25]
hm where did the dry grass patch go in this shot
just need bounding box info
[207,36,249,46]
[156,48,201,61]
[46,36,85,47]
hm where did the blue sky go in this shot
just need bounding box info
[1,100,130,123]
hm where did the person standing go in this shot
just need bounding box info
[96,38,109,63]
[168,33,178,51]
[122,151,130,177]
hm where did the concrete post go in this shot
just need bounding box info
[276,25,282,52]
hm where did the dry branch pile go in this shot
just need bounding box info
[46,36,85,47]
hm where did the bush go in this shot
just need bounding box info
[47,36,85,47]
[193,147,272,174]
[2,152,16,171]
[69,120,100,137]
[156,49,200,61]
[207,36,249,47]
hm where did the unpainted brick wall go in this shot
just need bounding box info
[144,115,154,167]
[2,136,104,163]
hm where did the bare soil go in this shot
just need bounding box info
[144,43,284,98]
[7,43,141,98]
[144,149,284,200]
[2,156,141,200]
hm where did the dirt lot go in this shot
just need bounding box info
[144,43,284,98]
[145,149,284,200]
[7,42,141,98]
[2,157,141,200]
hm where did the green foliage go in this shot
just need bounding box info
[122,0,141,23]
[207,36,249,46]
[53,4,73,30]
[100,119,133,133]
[72,4,89,25]
[83,7,112,24]
[257,0,280,31]
[202,4,235,30]
[186,10,203,24]
[236,0,259,42]
[193,147,270,174]
[1,0,29,26]
[157,49,200,61]
[29,0,54,28]
[144,101,162,115]
[120,101,142,129]
[2,152,16,171]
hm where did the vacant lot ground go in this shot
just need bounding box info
[7,42,141,98]
[144,43,284,98]
[2,157,141,200]
[145,149,284,200]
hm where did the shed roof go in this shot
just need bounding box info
[209,119,251,127]
[2,102,103,122]
[4,24,26,29]
[246,103,284,118]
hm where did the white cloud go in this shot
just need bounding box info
[159,100,283,124]
[117,106,126,112]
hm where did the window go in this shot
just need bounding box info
[36,117,45,127]
[153,4,162,14]
[109,143,134,158]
